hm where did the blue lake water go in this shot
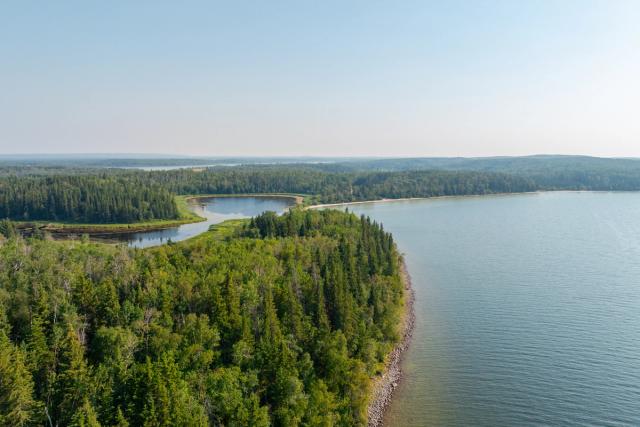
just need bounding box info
[346,192,640,426]
[119,196,293,248]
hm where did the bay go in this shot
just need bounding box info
[347,192,640,426]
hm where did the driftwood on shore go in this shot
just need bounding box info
[367,260,416,427]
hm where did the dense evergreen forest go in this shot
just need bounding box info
[0,175,178,223]
[143,167,537,203]
[0,209,404,426]
[4,154,640,224]
[0,167,536,223]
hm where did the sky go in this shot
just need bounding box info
[1,1,639,157]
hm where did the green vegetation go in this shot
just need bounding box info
[311,155,640,191]
[6,196,205,237]
[5,155,640,226]
[142,167,536,204]
[0,209,404,425]
[3,155,640,424]
[0,175,178,223]
[0,166,583,228]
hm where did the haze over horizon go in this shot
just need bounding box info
[2,1,639,157]
[2,153,640,161]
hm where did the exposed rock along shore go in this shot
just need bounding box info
[367,259,416,427]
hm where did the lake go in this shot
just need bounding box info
[347,192,640,426]
[117,196,294,248]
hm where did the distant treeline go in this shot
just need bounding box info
[132,161,640,200]
[285,155,640,175]
[4,156,640,223]
[143,167,537,203]
[0,175,178,223]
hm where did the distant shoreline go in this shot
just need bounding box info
[307,191,538,210]
[306,189,637,210]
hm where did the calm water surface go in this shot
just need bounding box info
[348,192,640,426]
[118,196,293,248]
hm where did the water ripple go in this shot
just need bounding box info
[349,192,640,427]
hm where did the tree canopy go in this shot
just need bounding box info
[0,175,178,223]
[0,209,404,426]
[5,156,640,225]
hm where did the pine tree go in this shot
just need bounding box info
[70,398,101,427]
[53,323,93,425]
[26,316,53,400]
[0,332,41,426]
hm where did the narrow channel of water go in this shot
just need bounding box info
[114,196,294,248]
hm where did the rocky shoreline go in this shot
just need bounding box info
[367,259,416,427]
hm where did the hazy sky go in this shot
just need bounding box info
[1,1,639,157]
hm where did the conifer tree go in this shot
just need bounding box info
[53,323,93,425]
[0,332,40,426]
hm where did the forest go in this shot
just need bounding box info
[144,167,537,204]
[0,209,404,426]
[0,167,538,223]
[4,155,640,224]
[0,175,178,223]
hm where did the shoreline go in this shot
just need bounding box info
[15,215,206,236]
[184,192,305,205]
[367,258,416,427]
[306,189,632,210]
[307,191,540,210]
[15,190,623,237]
[15,194,205,236]
[15,193,305,237]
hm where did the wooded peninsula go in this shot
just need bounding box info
[0,209,403,426]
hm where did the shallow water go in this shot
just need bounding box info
[347,192,640,426]
[117,196,293,248]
